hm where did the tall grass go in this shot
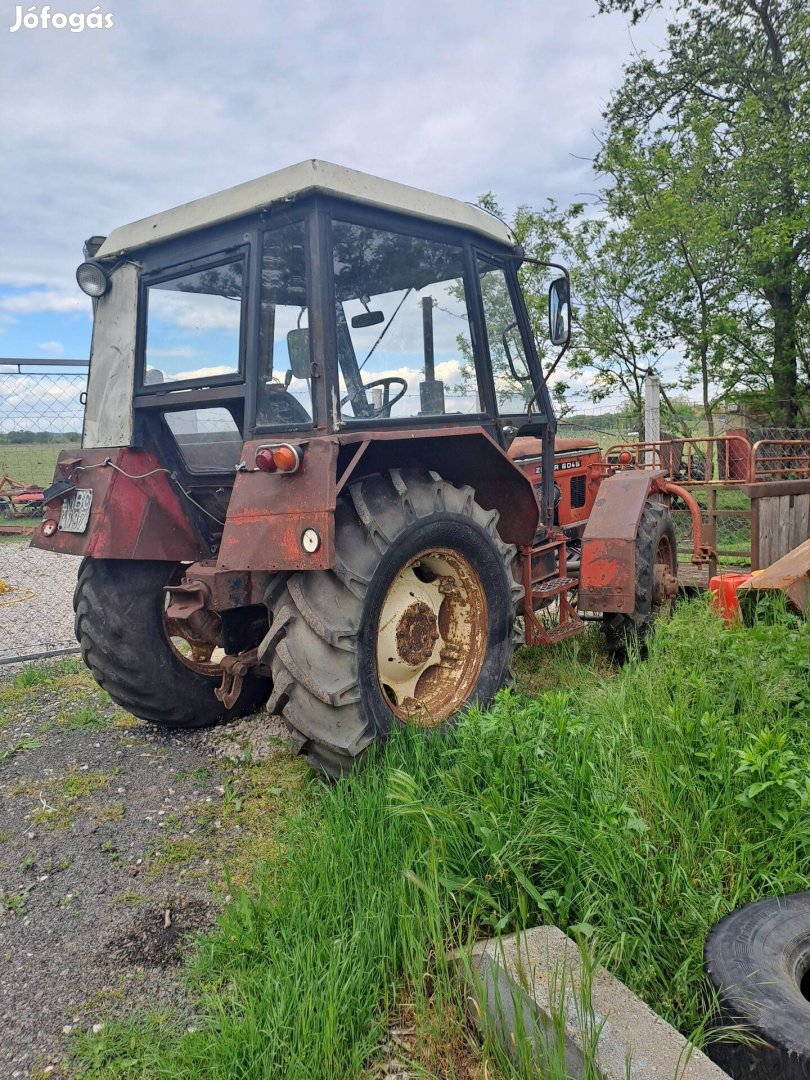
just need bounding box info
[76,600,810,1079]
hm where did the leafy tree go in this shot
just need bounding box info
[596,0,810,424]
[512,201,686,432]
[597,111,771,434]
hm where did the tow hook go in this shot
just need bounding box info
[215,648,259,709]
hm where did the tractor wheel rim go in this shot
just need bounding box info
[376,547,488,727]
[652,534,676,612]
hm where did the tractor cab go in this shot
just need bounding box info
[64,160,567,548]
[33,162,681,777]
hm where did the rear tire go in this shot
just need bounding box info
[266,470,523,777]
[601,499,677,660]
[74,558,269,728]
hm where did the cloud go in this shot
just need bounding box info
[0,0,670,395]
[171,365,235,382]
[0,289,87,316]
[38,340,65,356]
[0,373,86,432]
[146,346,196,359]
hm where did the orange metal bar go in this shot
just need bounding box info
[751,439,810,481]
[604,435,753,484]
[654,479,715,564]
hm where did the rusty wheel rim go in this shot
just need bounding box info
[164,615,220,673]
[375,547,488,728]
[652,534,677,615]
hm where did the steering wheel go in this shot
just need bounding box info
[341,376,408,418]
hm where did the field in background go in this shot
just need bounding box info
[0,441,78,488]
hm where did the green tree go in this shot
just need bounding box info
[513,201,685,431]
[596,0,810,424]
[597,111,771,434]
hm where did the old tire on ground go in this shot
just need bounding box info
[266,470,523,778]
[74,558,269,728]
[704,892,810,1079]
[601,498,677,660]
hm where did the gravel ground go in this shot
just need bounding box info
[0,543,78,662]
[0,661,295,1080]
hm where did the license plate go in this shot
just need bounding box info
[58,489,93,533]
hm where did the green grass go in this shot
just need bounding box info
[73,600,810,1079]
[50,705,108,732]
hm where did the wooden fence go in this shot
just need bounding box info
[743,480,810,570]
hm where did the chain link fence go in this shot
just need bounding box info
[0,369,87,664]
[2,375,797,662]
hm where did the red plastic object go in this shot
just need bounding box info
[709,572,753,625]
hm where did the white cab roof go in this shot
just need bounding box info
[95,159,517,258]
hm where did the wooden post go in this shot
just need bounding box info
[644,373,660,467]
[750,496,760,570]
[706,485,718,578]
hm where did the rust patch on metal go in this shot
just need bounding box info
[29,448,207,562]
[376,547,488,729]
[396,600,439,666]
[578,470,662,614]
[218,438,338,572]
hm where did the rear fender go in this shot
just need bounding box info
[217,428,540,574]
[29,448,207,561]
[578,469,665,614]
[336,428,540,547]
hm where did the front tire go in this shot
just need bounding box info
[601,498,677,660]
[74,558,269,728]
[266,470,523,777]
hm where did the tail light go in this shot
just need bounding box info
[255,443,303,474]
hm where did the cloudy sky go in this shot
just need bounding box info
[0,0,667,367]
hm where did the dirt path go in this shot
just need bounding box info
[0,661,301,1080]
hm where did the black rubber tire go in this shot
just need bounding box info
[601,498,677,660]
[266,470,523,778]
[74,558,269,728]
[705,892,810,1079]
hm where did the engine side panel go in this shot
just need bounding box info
[507,436,601,531]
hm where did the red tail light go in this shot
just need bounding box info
[255,443,302,474]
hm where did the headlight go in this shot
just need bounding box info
[76,261,111,298]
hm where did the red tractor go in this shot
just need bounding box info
[33,161,690,775]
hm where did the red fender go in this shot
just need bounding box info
[578,469,665,614]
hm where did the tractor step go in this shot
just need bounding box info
[531,575,577,600]
[533,616,585,645]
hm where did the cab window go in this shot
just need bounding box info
[331,221,482,420]
[143,257,245,389]
[476,255,532,413]
[256,221,314,429]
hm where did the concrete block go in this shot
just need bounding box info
[458,926,730,1080]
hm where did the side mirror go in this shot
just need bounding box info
[286,329,311,379]
[548,277,570,347]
